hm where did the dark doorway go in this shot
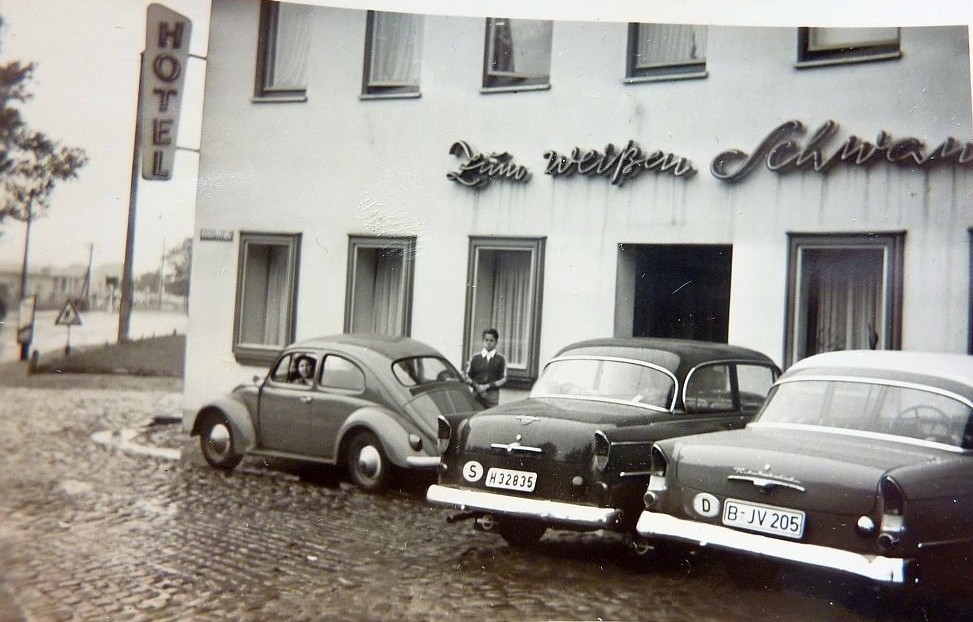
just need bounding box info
[629,244,732,342]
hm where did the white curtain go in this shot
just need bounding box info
[370,12,421,86]
[372,250,404,335]
[810,251,882,355]
[240,243,290,346]
[636,24,706,67]
[263,246,290,345]
[490,251,532,367]
[268,3,310,89]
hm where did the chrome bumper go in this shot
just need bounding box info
[405,456,442,468]
[426,484,624,529]
[635,511,908,584]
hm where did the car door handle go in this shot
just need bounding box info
[299,396,313,404]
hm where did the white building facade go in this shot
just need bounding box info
[183,0,973,413]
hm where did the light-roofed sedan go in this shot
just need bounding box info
[636,350,973,596]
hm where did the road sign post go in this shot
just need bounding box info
[55,300,83,355]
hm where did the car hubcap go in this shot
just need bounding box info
[207,423,231,458]
[357,445,381,479]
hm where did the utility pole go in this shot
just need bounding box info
[117,53,143,343]
[17,214,33,360]
[81,243,93,311]
[158,237,166,309]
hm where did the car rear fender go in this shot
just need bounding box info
[337,407,433,469]
[190,398,257,452]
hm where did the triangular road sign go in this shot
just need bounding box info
[55,300,83,326]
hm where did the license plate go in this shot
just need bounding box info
[484,467,537,492]
[722,498,805,539]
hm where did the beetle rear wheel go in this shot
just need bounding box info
[199,412,242,470]
[345,430,390,492]
[498,518,546,547]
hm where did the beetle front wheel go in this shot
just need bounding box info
[199,412,242,470]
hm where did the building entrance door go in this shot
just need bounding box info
[616,244,732,342]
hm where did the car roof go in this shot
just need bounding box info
[784,350,973,401]
[287,333,445,360]
[553,337,778,376]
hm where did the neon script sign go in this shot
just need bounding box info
[447,141,531,188]
[712,120,973,183]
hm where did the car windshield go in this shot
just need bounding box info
[392,356,463,387]
[530,357,675,410]
[757,379,973,448]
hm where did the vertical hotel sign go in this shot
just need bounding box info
[141,4,191,180]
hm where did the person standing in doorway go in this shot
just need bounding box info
[464,328,507,408]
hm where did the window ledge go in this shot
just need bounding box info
[795,51,901,69]
[623,70,709,85]
[359,92,422,101]
[480,84,551,95]
[250,94,309,104]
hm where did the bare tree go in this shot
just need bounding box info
[164,237,192,306]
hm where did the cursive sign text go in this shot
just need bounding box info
[711,120,973,183]
[543,141,696,186]
[447,141,531,189]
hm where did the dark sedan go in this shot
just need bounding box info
[636,349,973,595]
[427,338,781,546]
[185,334,482,491]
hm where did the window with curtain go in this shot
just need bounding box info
[255,1,310,100]
[234,233,301,365]
[483,18,553,91]
[465,238,545,387]
[626,23,707,81]
[345,237,415,336]
[797,27,901,67]
[785,233,904,367]
[362,11,423,97]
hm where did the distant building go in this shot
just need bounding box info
[0,263,123,313]
[0,263,85,311]
[182,1,973,414]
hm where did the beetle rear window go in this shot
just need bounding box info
[758,379,973,448]
[392,356,463,387]
[530,358,675,409]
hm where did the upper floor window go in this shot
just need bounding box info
[797,27,901,67]
[362,11,423,98]
[255,1,310,101]
[464,237,545,388]
[345,236,415,336]
[234,232,301,365]
[626,23,707,82]
[482,18,553,92]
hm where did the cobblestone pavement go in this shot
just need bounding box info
[0,378,969,621]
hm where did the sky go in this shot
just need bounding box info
[0,0,969,277]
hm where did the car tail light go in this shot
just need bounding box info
[593,430,610,471]
[878,476,906,551]
[437,416,452,454]
[644,445,668,510]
